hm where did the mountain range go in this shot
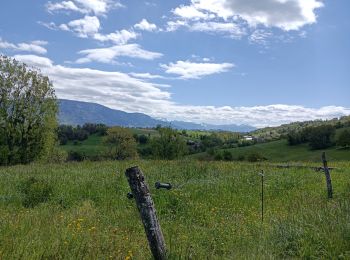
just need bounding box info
[58,99,256,132]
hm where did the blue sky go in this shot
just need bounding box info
[0,0,349,127]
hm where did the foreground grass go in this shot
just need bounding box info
[0,160,349,259]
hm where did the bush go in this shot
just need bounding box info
[336,129,350,148]
[45,148,68,163]
[104,127,138,160]
[247,152,266,162]
[222,150,233,161]
[151,127,188,160]
[67,151,86,161]
[18,177,53,208]
[237,154,245,161]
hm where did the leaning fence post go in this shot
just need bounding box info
[322,152,333,199]
[125,166,167,260]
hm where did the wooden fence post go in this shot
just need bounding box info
[125,166,167,260]
[322,152,333,199]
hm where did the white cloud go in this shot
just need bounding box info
[94,29,138,44]
[46,0,122,16]
[14,54,53,67]
[172,5,211,20]
[129,72,165,79]
[0,39,48,54]
[76,44,163,64]
[249,29,273,45]
[61,15,101,38]
[190,21,245,38]
[134,19,157,31]
[11,54,350,127]
[178,0,323,31]
[160,60,234,79]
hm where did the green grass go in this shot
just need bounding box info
[0,160,349,259]
[193,139,350,162]
[61,134,105,157]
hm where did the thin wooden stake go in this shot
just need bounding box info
[261,170,264,223]
[322,152,333,199]
[125,166,167,260]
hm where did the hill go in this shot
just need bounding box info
[58,99,256,132]
[192,139,350,162]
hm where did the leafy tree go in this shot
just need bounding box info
[307,125,336,150]
[104,127,138,160]
[151,127,188,159]
[0,56,57,165]
[336,129,350,148]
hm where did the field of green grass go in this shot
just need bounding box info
[61,134,105,157]
[1,160,349,259]
[193,139,350,162]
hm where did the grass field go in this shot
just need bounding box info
[193,139,350,162]
[0,160,349,259]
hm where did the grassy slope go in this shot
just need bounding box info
[192,139,350,162]
[0,161,349,259]
[61,134,105,157]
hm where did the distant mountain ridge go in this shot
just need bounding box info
[58,99,256,132]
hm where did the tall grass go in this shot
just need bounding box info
[0,160,349,259]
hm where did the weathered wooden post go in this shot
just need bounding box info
[322,152,333,199]
[125,166,167,260]
[259,170,264,223]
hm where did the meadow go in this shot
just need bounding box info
[0,160,349,259]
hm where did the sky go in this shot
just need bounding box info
[0,0,349,127]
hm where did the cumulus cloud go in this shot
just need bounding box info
[168,0,323,42]
[94,29,138,44]
[11,54,350,127]
[76,44,163,64]
[59,15,101,38]
[46,0,123,16]
[0,38,48,54]
[160,60,234,79]
[134,19,157,31]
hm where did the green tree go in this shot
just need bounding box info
[307,125,336,150]
[0,56,57,165]
[336,129,350,148]
[151,127,188,159]
[104,127,138,160]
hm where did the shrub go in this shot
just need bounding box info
[151,127,188,160]
[247,152,266,162]
[104,127,138,160]
[336,129,350,148]
[237,154,245,161]
[18,177,53,208]
[67,151,86,161]
[222,150,233,161]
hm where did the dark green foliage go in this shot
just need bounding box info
[104,127,138,160]
[136,134,149,144]
[0,56,58,165]
[151,127,188,159]
[222,150,233,161]
[287,125,336,150]
[247,152,266,162]
[18,177,53,208]
[200,134,223,151]
[337,129,350,148]
[287,130,308,145]
[67,150,86,161]
[307,125,336,150]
